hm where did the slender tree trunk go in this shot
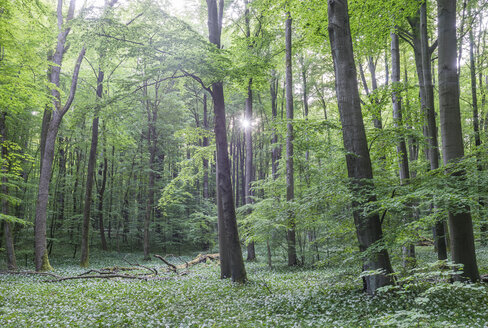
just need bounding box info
[98,122,108,251]
[468,4,481,149]
[328,0,393,295]
[207,0,247,283]
[1,112,16,270]
[243,1,255,261]
[368,57,383,130]
[419,2,448,260]
[245,80,256,261]
[438,0,479,282]
[391,30,415,268]
[80,68,103,267]
[285,12,297,266]
[203,94,209,199]
[142,77,158,261]
[270,72,279,179]
[407,4,447,260]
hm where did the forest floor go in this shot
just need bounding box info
[2,247,488,327]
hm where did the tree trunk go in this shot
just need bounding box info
[80,68,103,267]
[270,72,279,179]
[98,122,108,251]
[142,75,159,261]
[35,0,84,271]
[368,57,383,130]
[207,0,246,283]
[419,2,448,260]
[407,4,447,260]
[437,0,479,282]
[328,0,393,294]
[1,112,16,270]
[203,94,209,199]
[245,79,256,261]
[468,4,481,149]
[285,12,297,267]
[391,30,415,268]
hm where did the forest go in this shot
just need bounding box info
[2,0,488,326]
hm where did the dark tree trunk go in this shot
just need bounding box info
[285,12,297,267]
[437,0,479,282]
[216,159,231,278]
[328,0,393,294]
[80,69,103,267]
[207,0,247,283]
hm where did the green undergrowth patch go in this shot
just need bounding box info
[1,252,488,327]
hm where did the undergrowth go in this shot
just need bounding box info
[1,248,488,327]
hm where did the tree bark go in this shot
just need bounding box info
[207,0,246,283]
[437,0,479,282]
[285,12,297,267]
[328,0,393,294]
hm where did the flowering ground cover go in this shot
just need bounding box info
[1,249,488,327]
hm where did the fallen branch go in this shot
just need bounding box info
[0,271,62,279]
[154,253,219,272]
[154,255,178,272]
[46,274,175,283]
[123,256,158,276]
[78,267,138,276]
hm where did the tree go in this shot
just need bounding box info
[328,0,393,294]
[35,0,85,271]
[437,0,479,282]
[403,1,448,260]
[285,11,297,267]
[243,0,256,262]
[206,0,247,283]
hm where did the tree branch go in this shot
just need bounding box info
[61,46,86,115]
[179,69,213,95]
